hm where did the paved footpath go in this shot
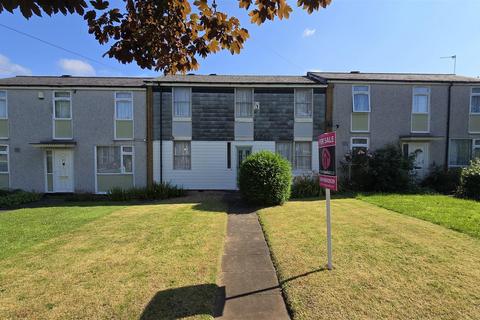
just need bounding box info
[215,194,290,320]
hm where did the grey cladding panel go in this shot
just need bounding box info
[254,89,294,141]
[313,93,326,137]
[192,88,234,141]
[153,89,172,140]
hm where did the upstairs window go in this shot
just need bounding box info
[174,141,191,170]
[54,91,72,119]
[173,87,191,118]
[235,88,254,119]
[0,91,7,119]
[352,86,370,112]
[412,87,430,114]
[470,88,480,114]
[115,92,133,120]
[295,89,313,119]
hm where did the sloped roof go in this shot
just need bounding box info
[0,76,151,87]
[155,74,319,85]
[308,72,480,83]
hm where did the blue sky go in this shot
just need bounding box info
[1,0,479,78]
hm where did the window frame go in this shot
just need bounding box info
[473,139,480,160]
[234,88,254,122]
[114,91,134,141]
[276,141,293,164]
[350,137,369,154]
[352,85,371,113]
[294,141,312,171]
[448,138,472,168]
[172,87,192,120]
[410,87,430,134]
[95,145,135,175]
[0,90,8,120]
[173,141,192,170]
[0,145,9,174]
[294,88,314,122]
[470,87,480,115]
[52,90,73,140]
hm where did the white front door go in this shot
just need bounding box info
[53,150,74,192]
[406,142,429,178]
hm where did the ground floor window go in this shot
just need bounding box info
[174,141,191,170]
[474,140,480,159]
[294,141,312,170]
[449,139,472,167]
[276,142,293,163]
[0,145,8,173]
[97,146,134,174]
[350,137,369,155]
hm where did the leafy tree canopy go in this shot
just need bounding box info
[0,0,332,74]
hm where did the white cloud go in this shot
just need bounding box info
[302,28,316,38]
[58,59,96,76]
[0,54,31,76]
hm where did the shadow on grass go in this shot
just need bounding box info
[140,268,326,319]
[140,284,225,320]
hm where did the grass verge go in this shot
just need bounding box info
[259,199,480,320]
[358,194,480,239]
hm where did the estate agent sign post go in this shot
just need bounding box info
[318,132,337,270]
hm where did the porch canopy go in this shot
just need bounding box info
[30,141,77,148]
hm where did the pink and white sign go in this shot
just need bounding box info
[318,132,337,191]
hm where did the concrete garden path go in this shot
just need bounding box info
[216,194,290,320]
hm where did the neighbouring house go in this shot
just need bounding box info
[0,76,150,193]
[0,71,479,193]
[147,75,326,190]
[308,72,480,178]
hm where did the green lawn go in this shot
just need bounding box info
[358,194,480,239]
[259,199,480,320]
[0,194,227,319]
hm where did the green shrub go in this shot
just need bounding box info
[64,193,108,202]
[458,158,480,200]
[421,165,461,194]
[238,151,292,205]
[107,182,186,201]
[341,143,415,193]
[0,190,41,208]
[291,173,323,198]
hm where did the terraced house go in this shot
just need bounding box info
[0,76,149,193]
[0,71,478,193]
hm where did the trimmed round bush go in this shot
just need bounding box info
[459,158,480,200]
[238,151,292,205]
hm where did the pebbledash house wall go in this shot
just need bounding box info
[5,88,147,193]
[152,86,326,190]
[331,81,480,172]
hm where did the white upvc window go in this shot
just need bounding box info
[0,91,7,119]
[276,141,293,163]
[470,88,480,114]
[295,88,313,120]
[449,139,472,167]
[352,85,370,112]
[115,92,133,120]
[174,141,191,170]
[412,87,430,114]
[294,141,312,170]
[53,91,72,120]
[350,137,369,155]
[235,88,254,120]
[173,87,192,119]
[96,146,134,174]
[473,139,480,159]
[0,145,8,173]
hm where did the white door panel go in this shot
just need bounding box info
[53,150,74,192]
